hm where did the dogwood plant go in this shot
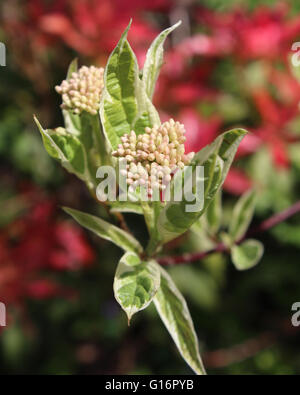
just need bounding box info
[34,21,258,375]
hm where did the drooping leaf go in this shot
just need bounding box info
[231,239,264,270]
[114,252,160,322]
[63,207,143,254]
[142,21,181,99]
[153,264,206,375]
[34,116,92,186]
[229,189,257,242]
[100,22,160,150]
[157,128,247,244]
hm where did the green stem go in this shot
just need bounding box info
[141,201,162,257]
[141,201,154,234]
[146,236,161,257]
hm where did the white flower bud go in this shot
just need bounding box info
[112,119,192,194]
[56,65,104,115]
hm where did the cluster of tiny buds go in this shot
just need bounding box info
[112,119,194,195]
[55,65,104,115]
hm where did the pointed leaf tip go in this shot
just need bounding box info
[66,58,78,79]
[113,253,161,321]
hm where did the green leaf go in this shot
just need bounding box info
[114,252,160,322]
[157,128,247,244]
[110,201,143,215]
[63,207,143,254]
[64,109,110,170]
[66,58,78,80]
[62,110,81,136]
[34,116,91,185]
[142,21,181,99]
[60,59,82,136]
[153,264,206,375]
[100,22,160,150]
[220,231,234,249]
[132,78,160,135]
[205,190,222,235]
[229,189,256,242]
[231,239,264,270]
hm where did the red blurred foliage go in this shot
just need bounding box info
[2,2,300,191]
[249,68,300,168]
[195,3,300,59]
[2,0,171,62]
[223,168,253,196]
[0,188,94,305]
[165,3,300,192]
[179,108,221,153]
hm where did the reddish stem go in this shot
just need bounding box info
[157,200,300,266]
[247,200,300,236]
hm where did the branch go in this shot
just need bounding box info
[157,200,300,266]
[247,200,300,236]
[203,317,297,368]
[203,331,275,368]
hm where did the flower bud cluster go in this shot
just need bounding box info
[55,65,104,115]
[113,119,194,194]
